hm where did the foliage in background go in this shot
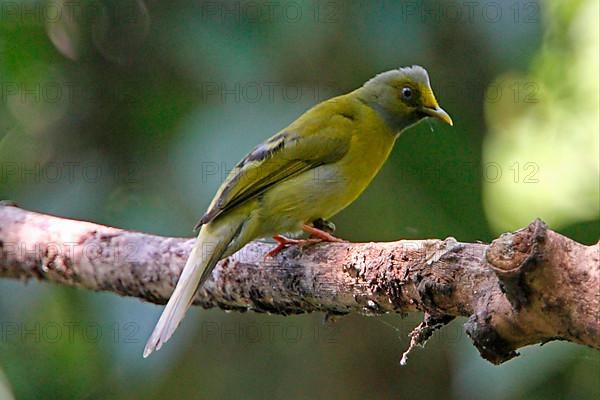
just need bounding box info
[0,0,598,399]
[483,0,600,233]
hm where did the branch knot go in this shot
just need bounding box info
[486,218,548,309]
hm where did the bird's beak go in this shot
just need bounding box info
[420,106,453,126]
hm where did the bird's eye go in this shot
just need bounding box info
[401,87,413,100]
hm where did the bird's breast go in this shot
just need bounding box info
[259,124,395,234]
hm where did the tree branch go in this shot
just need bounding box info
[0,203,598,364]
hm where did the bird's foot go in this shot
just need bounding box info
[264,235,321,258]
[264,224,346,259]
[312,218,337,234]
[302,224,346,242]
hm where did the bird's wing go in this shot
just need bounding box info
[194,111,354,230]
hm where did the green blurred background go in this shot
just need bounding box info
[1,0,598,399]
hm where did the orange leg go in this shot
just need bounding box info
[302,224,345,242]
[265,225,346,259]
[264,235,321,258]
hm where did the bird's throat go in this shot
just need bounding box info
[361,99,417,135]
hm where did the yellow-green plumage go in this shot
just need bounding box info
[144,65,452,357]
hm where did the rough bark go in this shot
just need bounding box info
[0,203,598,364]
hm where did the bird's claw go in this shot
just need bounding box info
[312,218,337,234]
[264,223,346,259]
[302,224,346,243]
[264,235,321,259]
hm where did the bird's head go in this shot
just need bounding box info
[358,65,453,133]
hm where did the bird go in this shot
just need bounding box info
[143,65,453,357]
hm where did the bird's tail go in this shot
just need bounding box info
[143,222,239,358]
